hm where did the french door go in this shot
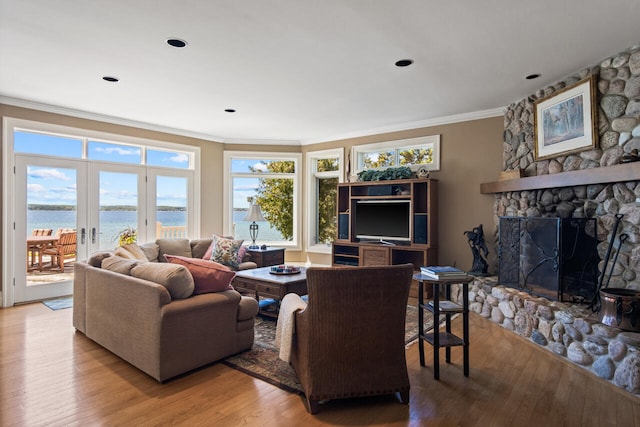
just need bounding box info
[13,155,145,303]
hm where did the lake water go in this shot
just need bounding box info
[27,209,284,250]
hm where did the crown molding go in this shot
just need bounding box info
[0,96,228,143]
[1,96,505,147]
[299,107,506,145]
[223,138,300,146]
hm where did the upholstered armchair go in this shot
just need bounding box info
[286,263,414,414]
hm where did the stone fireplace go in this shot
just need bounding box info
[498,217,599,303]
[479,44,640,397]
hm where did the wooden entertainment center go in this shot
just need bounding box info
[332,178,438,272]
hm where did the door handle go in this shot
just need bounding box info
[92,228,97,244]
[81,228,86,244]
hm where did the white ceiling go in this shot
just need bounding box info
[1,1,639,145]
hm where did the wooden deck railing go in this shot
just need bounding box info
[156,222,187,239]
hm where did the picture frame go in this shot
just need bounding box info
[534,75,598,161]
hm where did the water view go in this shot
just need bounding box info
[27,209,284,251]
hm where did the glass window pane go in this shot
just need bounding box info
[26,165,78,276]
[88,141,141,164]
[232,177,288,243]
[399,146,434,166]
[99,171,138,251]
[316,176,338,244]
[14,131,82,158]
[147,149,190,169]
[361,150,395,169]
[316,157,339,172]
[231,158,295,174]
[156,176,188,239]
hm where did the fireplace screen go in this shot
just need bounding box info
[498,217,599,302]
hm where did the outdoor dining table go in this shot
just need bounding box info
[27,235,58,272]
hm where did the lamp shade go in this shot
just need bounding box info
[243,204,265,222]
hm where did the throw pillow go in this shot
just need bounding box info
[101,256,144,275]
[130,262,195,299]
[164,254,236,294]
[87,251,113,267]
[237,245,248,263]
[210,235,244,270]
[203,238,248,265]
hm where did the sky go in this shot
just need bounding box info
[16,131,189,207]
[16,132,283,210]
[230,159,272,210]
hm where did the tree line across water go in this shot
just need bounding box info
[28,205,186,211]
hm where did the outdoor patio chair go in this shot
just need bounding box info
[28,228,53,270]
[42,230,77,270]
[283,263,414,414]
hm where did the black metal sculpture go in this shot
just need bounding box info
[464,224,489,276]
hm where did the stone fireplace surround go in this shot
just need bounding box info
[479,45,640,396]
[448,277,640,396]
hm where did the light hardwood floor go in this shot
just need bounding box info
[1,301,639,427]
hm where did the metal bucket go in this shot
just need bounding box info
[598,288,640,332]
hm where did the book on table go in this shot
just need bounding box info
[420,265,467,279]
[428,300,461,310]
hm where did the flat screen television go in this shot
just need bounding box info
[354,200,411,242]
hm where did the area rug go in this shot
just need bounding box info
[222,305,439,395]
[42,296,73,310]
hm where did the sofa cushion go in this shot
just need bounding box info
[164,254,236,294]
[114,246,138,260]
[139,242,160,262]
[190,239,213,260]
[101,256,144,275]
[115,243,149,261]
[210,235,244,270]
[156,238,192,261]
[130,262,195,299]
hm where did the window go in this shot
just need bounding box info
[224,152,302,249]
[88,140,142,164]
[352,135,440,174]
[147,148,192,169]
[6,118,198,241]
[14,130,83,158]
[306,148,343,253]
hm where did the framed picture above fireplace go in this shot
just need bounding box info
[534,75,598,161]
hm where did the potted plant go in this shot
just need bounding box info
[115,226,137,246]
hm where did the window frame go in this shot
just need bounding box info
[351,135,440,176]
[305,148,344,254]
[3,117,201,307]
[223,151,302,250]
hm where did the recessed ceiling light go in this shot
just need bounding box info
[167,38,188,48]
[224,109,236,113]
[525,73,542,80]
[395,59,414,67]
[102,76,119,82]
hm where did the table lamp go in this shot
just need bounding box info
[243,203,265,249]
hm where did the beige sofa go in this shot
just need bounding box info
[73,238,259,382]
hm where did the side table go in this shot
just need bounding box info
[414,273,473,380]
[246,247,285,268]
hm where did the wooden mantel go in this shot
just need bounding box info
[480,162,640,194]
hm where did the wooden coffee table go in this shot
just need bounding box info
[233,266,307,317]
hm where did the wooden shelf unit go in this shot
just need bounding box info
[415,273,473,380]
[332,178,438,271]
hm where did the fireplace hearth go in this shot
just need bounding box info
[498,217,599,302]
